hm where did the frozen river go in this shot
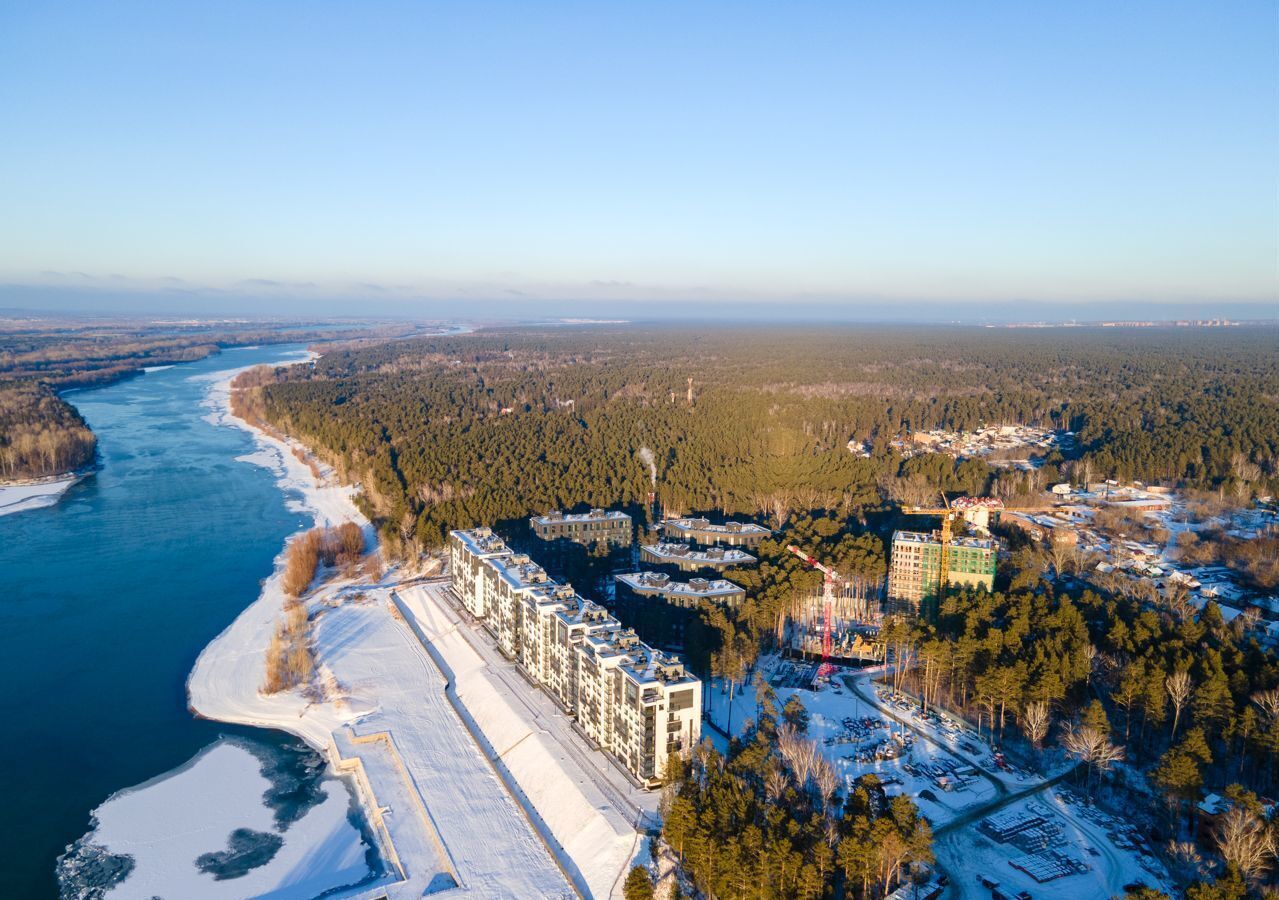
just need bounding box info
[0,344,374,898]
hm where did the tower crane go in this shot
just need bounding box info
[901,495,1066,600]
[786,544,842,677]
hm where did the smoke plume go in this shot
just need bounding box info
[637,447,657,486]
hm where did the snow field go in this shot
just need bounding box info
[78,741,374,900]
[396,583,650,899]
[0,473,82,516]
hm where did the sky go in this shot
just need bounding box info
[0,2,1275,320]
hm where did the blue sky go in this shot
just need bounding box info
[0,2,1275,317]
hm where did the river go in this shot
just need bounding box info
[0,344,361,898]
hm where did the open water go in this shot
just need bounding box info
[0,345,322,897]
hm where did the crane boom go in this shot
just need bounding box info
[786,544,839,580]
[787,545,841,672]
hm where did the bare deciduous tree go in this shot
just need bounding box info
[1062,723,1124,799]
[1166,670,1193,740]
[814,758,839,813]
[777,723,819,788]
[1252,688,1279,723]
[764,765,789,804]
[1216,806,1277,880]
[1024,700,1051,749]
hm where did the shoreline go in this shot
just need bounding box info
[186,349,646,898]
[186,353,585,897]
[187,349,360,752]
[0,470,89,518]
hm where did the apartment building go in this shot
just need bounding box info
[448,527,513,619]
[661,517,771,549]
[449,528,701,787]
[615,571,746,611]
[530,508,633,546]
[888,530,997,613]
[640,542,756,572]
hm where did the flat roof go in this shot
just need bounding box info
[892,530,995,550]
[615,572,744,598]
[490,554,553,591]
[663,518,771,535]
[642,542,757,564]
[531,508,631,526]
[450,527,514,558]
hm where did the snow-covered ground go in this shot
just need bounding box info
[61,739,377,900]
[182,355,637,897]
[0,473,82,516]
[934,790,1171,900]
[396,582,652,898]
[705,658,999,828]
[706,656,1171,896]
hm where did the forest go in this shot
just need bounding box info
[241,324,1279,555]
[237,323,1279,898]
[0,382,96,480]
[661,691,932,899]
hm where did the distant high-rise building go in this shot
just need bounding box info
[888,530,997,613]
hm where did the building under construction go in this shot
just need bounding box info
[777,575,886,664]
[888,530,997,614]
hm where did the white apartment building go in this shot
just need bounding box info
[448,526,512,619]
[449,528,702,788]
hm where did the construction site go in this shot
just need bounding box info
[888,495,1070,614]
[778,545,887,670]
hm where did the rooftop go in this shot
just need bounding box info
[490,553,553,591]
[615,571,744,599]
[451,527,514,558]
[663,517,771,536]
[532,508,631,526]
[642,542,757,564]
[892,530,996,551]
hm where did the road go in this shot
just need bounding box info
[842,672,1109,898]
[428,583,653,825]
[841,672,1010,800]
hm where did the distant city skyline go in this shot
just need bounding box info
[1,2,1275,316]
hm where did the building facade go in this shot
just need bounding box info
[530,508,633,546]
[661,517,771,549]
[449,528,701,787]
[614,571,746,610]
[888,530,997,613]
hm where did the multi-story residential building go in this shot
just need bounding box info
[888,530,997,613]
[640,542,756,572]
[486,552,556,659]
[661,517,771,549]
[448,526,513,619]
[449,528,701,788]
[530,508,633,546]
[614,571,746,611]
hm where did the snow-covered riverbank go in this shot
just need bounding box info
[0,472,84,517]
[185,354,636,897]
[60,738,377,900]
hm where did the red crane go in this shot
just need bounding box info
[787,544,841,677]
